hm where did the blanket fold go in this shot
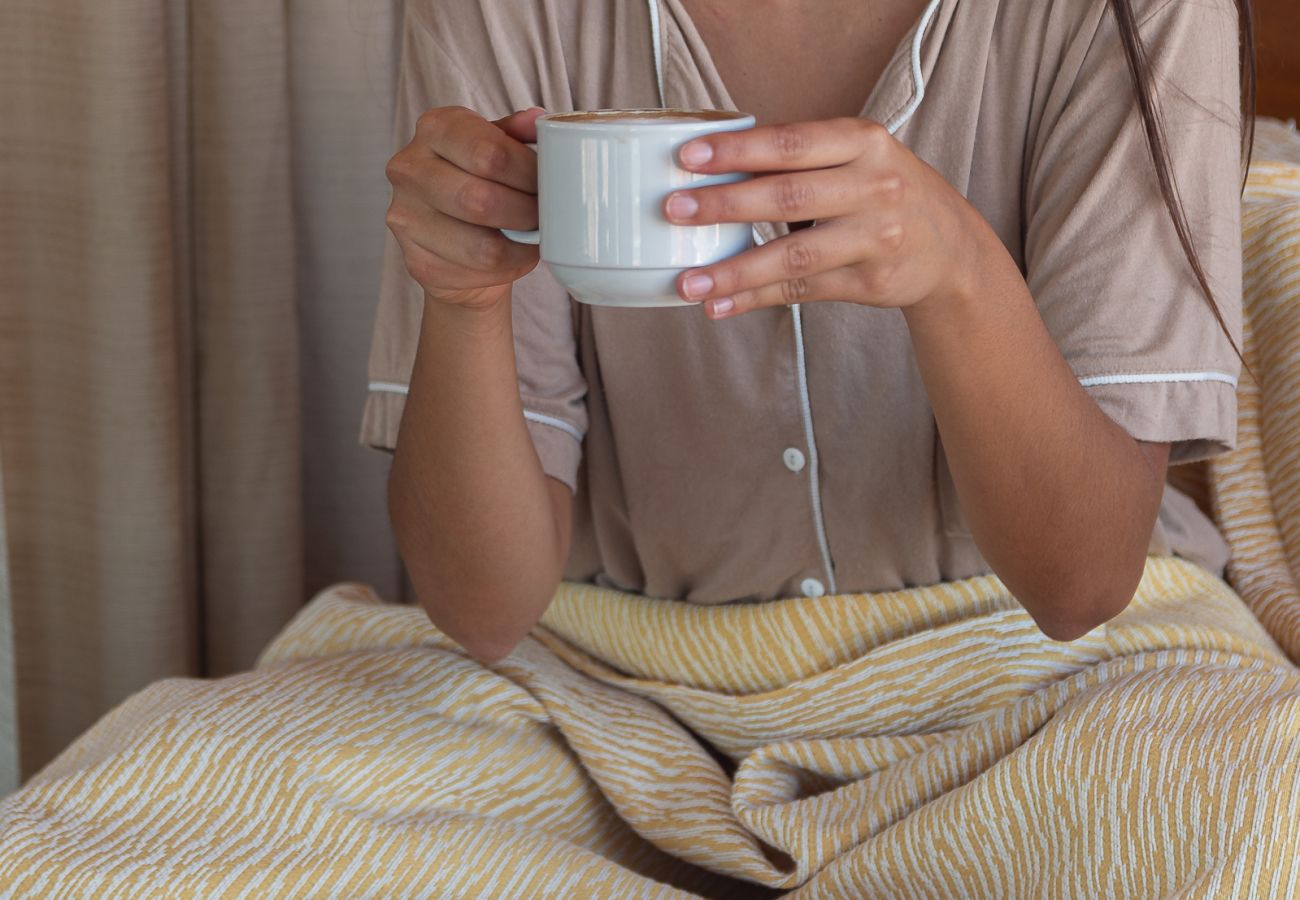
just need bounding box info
[2,557,1298,898]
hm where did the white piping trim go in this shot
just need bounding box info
[670,2,946,595]
[791,303,839,595]
[369,381,584,441]
[762,1,940,595]
[754,227,838,594]
[759,226,837,590]
[1078,371,1239,389]
[522,410,585,443]
[884,0,942,135]
[647,0,665,106]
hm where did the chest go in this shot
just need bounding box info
[677,0,929,125]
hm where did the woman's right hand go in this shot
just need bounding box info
[385,106,545,310]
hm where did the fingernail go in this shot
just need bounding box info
[665,193,699,220]
[679,141,713,167]
[709,297,734,317]
[683,273,714,299]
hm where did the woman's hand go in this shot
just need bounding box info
[664,118,990,319]
[385,106,545,311]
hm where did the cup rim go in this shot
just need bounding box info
[539,108,755,129]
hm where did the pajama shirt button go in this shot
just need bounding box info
[800,577,826,598]
[783,447,807,473]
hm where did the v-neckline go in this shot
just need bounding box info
[657,0,945,127]
[652,0,947,244]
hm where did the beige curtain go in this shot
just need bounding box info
[0,0,408,791]
[0,452,16,793]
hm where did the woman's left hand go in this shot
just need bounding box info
[666,117,988,319]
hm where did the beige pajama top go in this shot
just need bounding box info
[364,0,1243,603]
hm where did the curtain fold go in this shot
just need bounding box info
[0,0,404,784]
[289,0,406,604]
[0,452,16,796]
[191,1,304,676]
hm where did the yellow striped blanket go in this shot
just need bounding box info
[1,560,1298,898]
[2,147,1300,898]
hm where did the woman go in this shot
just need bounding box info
[355,0,1295,894]
[370,0,1247,658]
[3,0,1296,895]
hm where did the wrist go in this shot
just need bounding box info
[421,288,514,341]
[905,211,1020,330]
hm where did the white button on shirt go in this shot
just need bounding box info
[800,578,826,598]
[783,447,806,473]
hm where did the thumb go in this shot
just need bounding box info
[493,107,546,144]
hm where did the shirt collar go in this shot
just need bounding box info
[653,0,954,244]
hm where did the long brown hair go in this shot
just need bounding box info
[1108,0,1256,361]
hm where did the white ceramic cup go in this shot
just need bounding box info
[502,108,756,307]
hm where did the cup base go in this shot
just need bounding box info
[546,263,694,308]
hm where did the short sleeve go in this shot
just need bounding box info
[361,1,588,492]
[1024,0,1243,464]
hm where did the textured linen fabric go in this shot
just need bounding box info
[1,555,1298,897]
[1254,117,1300,166]
[1208,155,1300,662]
[364,0,1243,604]
[0,0,406,785]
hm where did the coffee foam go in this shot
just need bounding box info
[549,109,744,124]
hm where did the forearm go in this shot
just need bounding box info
[389,292,569,663]
[903,231,1165,639]
[658,116,1187,635]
